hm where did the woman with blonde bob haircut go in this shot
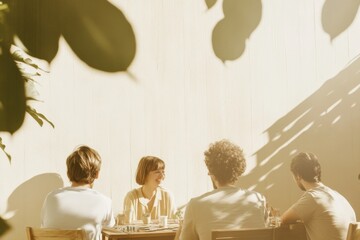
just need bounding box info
[123,156,176,223]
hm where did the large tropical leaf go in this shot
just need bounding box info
[8,0,136,72]
[59,0,136,72]
[9,0,61,62]
[0,48,26,133]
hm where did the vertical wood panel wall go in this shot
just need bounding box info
[1,0,359,239]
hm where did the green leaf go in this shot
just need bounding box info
[33,110,54,128]
[26,97,41,102]
[0,216,10,237]
[0,48,26,133]
[0,4,9,26]
[60,0,136,72]
[26,106,54,128]
[26,106,43,127]
[22,76,37,83]
[10,0,61,62]
[0,137,11,163]
[12,50,49,73]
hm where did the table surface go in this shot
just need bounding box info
[102,222,306,240]
[101,224,178,240]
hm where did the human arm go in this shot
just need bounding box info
[167,190,177,219]
[123,191,136,223]
[281,192,315,225]
[103,197,116,227]
[40,193,51,227]
[174,223,182,240]
[281,207,301,224]
[178,200,198,240]
[157,187,177,219]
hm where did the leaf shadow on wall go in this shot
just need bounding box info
[4,173,63,240]
[205,0,217,9]
[211,0,262,62]
[322,0,360,40]
[9,0,136,72]
[239,56,360,210]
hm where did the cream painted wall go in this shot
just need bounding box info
[1,0,360,239]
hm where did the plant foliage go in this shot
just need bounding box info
[0,0,136,135]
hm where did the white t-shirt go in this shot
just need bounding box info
[41,186,115,240]
[179,187,268,240]
[290,185,356,240]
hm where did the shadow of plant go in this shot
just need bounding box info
[322,0,360,40]
[210,0,262,62]
[205,0,217,9]
[209,0,360,60]
[239,56,360,210]
[4,173,64,240]
[0,0,136,133]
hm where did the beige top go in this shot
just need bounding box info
[179,187,267,240]
[123,187,176,222]
[290,185,356,240]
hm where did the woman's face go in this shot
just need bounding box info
[145,165,165,187]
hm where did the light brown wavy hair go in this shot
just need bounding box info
[204,139,246,185]
[66,145,102,184]
[136,156,165,185]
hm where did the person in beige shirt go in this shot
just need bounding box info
[123,156,176,223]
[281,152,356,240]
[175,139,268,240]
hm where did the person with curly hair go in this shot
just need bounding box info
[177,139,268,240]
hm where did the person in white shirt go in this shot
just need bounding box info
[177,139,268,240]
[41,145,115,240]
[281,152,356,240]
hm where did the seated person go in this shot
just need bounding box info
[123,156,176,223]
[41,145,115,240]
[177,139,268,240]
[281,152,356,240]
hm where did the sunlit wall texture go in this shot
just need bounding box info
[1,0,359,239]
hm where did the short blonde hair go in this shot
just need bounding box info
[66,145,102,184]
[136,156,165,185]
[204,139,246,185]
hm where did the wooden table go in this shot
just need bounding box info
[101,227,176,240]
[102,223,306,240]
[275,223,307,240]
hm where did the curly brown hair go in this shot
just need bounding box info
[204,139,246,185]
